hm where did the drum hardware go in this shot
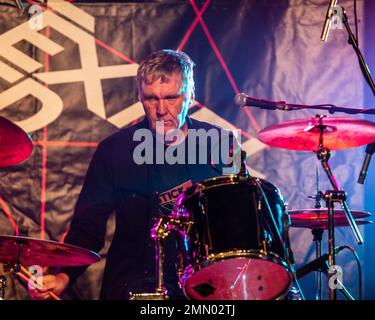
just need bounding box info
[130,216,170,300]
[312,228,324,300]
[295,246,355,300]
[282,212,294,265]
[130,214,194,300]
[0,235,101,300]
[259,115,375,300]
[323,189,346,300]
[312,116,364,300]
[289,204,371,301]
[320,260,354,300]
[198,193,212,257]
[312,164,325,300]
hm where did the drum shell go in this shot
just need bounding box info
[174,176,289,272]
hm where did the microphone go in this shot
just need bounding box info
[296,245,345,279]
[358,142,375,184]
[320,0,338,42]
[234,92,286,110]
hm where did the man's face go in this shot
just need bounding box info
[139,72,191,135]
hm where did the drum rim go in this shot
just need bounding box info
[180,249,293,300]
[175,175,278,208]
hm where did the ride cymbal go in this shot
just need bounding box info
[258,117,375,151]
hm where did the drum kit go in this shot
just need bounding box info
[0,114,374,300]
[140,114,375,301]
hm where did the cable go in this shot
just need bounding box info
[340,245,362,300]
[353,0,359,46]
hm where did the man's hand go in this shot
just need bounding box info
[29,273,69,300]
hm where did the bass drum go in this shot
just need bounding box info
[172,175,293,300]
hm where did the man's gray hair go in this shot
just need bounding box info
[137,49,195,98]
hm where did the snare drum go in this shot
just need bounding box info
[171,175,293,300]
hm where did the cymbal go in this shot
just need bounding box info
[258,117,375,151]
[289,208,372,229]
[0,116,33,167]
[0,235,100,267]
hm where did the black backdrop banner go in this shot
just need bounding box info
[0,0,371,299]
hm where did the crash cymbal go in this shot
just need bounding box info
[0,116,33,167]
[289,208,372,229]
[0,235,100,267]
[258,117,375,151]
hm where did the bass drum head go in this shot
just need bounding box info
[183,252,292,300]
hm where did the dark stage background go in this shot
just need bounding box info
[0,0,374,300]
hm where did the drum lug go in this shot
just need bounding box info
[262,236,272,252]
[151,216,171,240]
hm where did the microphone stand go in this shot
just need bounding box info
[241,7,375,116]
[341,7,375,95]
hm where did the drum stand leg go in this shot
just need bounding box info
[129,217,170,301]
[315,146,363,300]
[312,228,323,300]
[311,167,324,301]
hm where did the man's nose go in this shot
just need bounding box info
[156,99,167,115]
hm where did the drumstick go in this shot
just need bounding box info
[16,266,62,300]
[16,270,61,301]
[20,266,61,301]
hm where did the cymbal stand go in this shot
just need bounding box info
[312,227,324,300]
[314,115,364,300]
[309,163,324,300]
[0,238,26,301]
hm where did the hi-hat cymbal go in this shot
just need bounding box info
[258,117,375,151]
[289,208,372,229]
[0,116,33,167]
[0,235,100,267]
